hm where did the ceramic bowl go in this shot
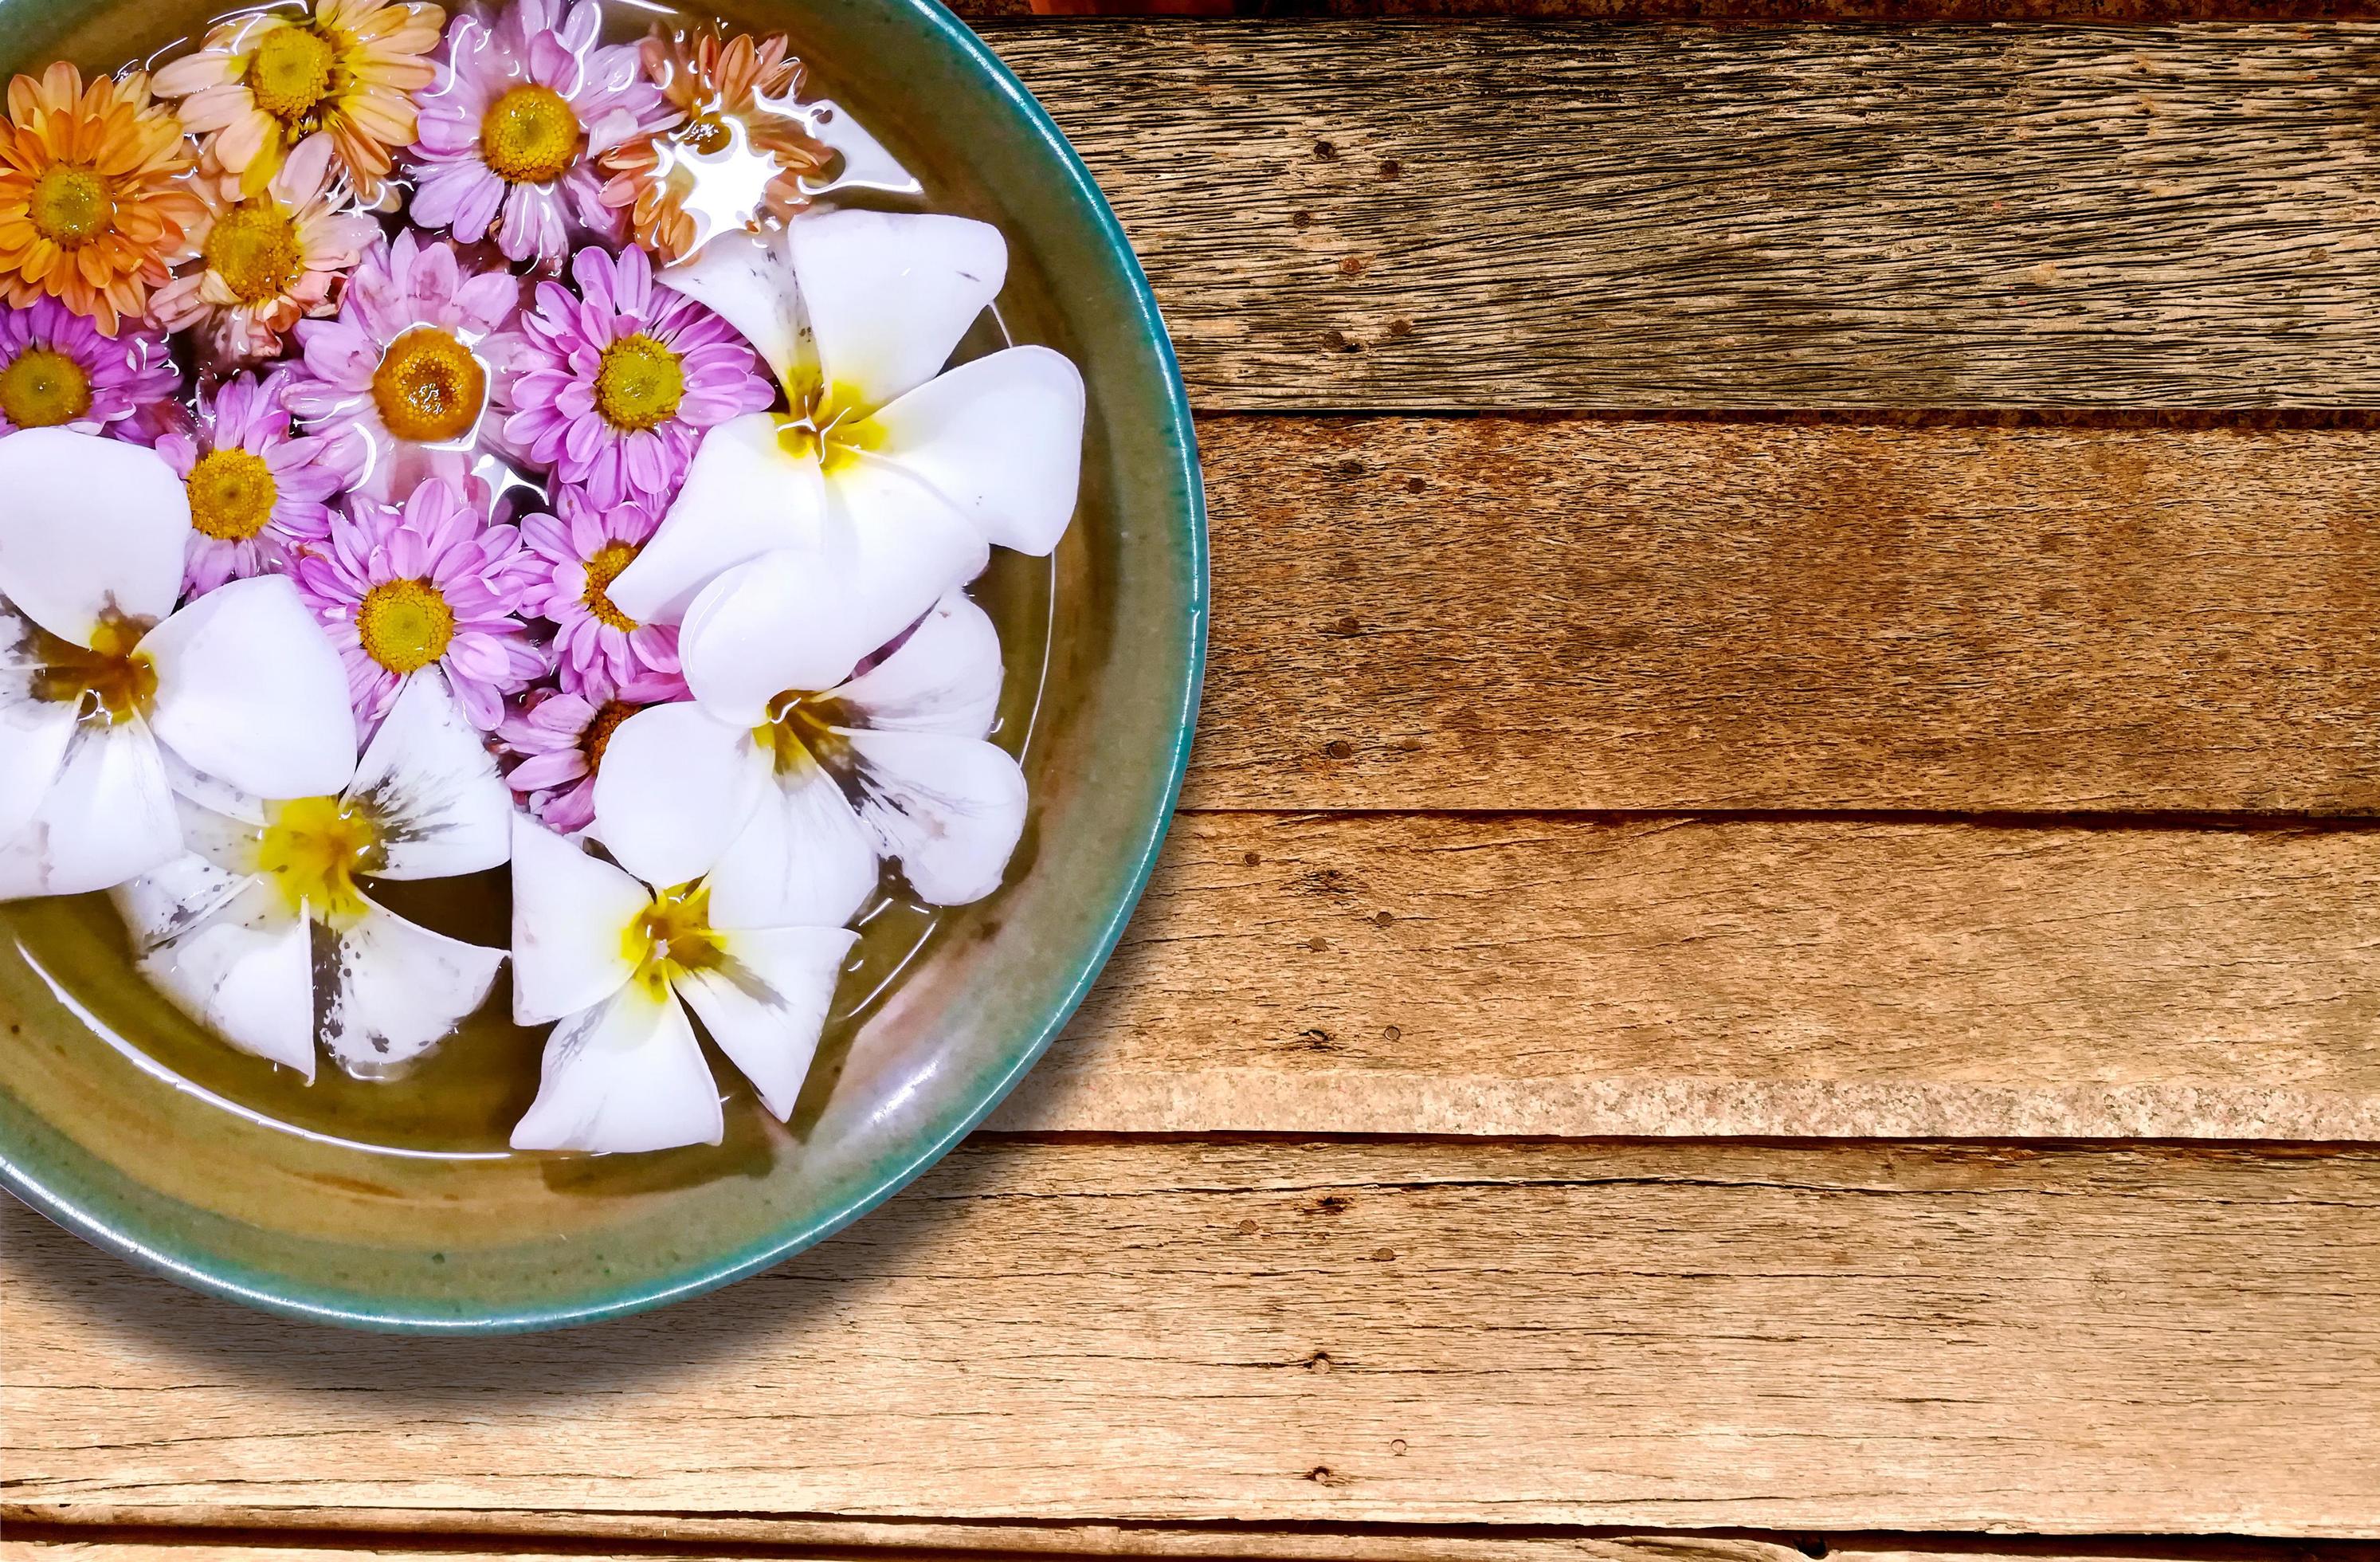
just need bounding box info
[0,0,1204,1330]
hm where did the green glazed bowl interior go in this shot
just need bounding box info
[0,0,1205,1330]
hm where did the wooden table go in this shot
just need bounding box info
[8,10,2380,1562]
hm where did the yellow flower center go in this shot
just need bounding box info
[0,347,92,429]
[624,881,725,999]
[579,540,640,630]
[355,578,455,674]
[582,698,635,771]
[774,380,881,476]
[255,794,381,924]
[680,113,732,155]
[246,26,336,124]
[27,166,112,247]
[371,327,485,445]
[591,334,685,433]
[753,689,851,777]
[186,448,280,541]
[30,610,155,726]
[203,201,303,304]
[480,84,582,184]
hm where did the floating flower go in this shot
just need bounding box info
[157,370,363,597]
[495,667,678,833]
[508,814,857,1153]
[0,298,178,441]
[608,210,1084,687]
[115,669,511,1081]
[519,487,687,697]
[489,242,771,508]
[596,27,829,265]
[286,230,519,500]
[149,136,380,367]
[0,64,205,334]
[408,0,676,268]
[153,0,445,203]
[294,477,545,732]
[597,591,1024,932]
[0,429,357,899]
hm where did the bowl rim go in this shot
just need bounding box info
[0,0,1206,1333]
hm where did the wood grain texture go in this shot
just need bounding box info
[985,22,2380,408]
[989,811,2380,1138]
[1182,418,2380,813]
[9,1140,2379,1536]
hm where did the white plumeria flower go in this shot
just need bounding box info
[0,428,355,900]
[112,670,512,1082]
[593,591,1026,931]
[509,814,858,1155]
[604,207,1085,686]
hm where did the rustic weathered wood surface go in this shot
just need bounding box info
[986,22,2380,409]
[10,1143,2380,1537]
[10,12,2380,1562]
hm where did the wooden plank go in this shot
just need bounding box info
[7,1140,2378,1536]
[990,811,2380,1139]
[984,22,2380,409]
[1181,417,2380,814]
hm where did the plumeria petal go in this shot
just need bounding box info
[316,900,507,1079]
[831,592,1004,739]
[0,430,188,645]
[604,414,824,626]
[793,210,1006,406]
[676,924,857,1121]
[511,983,723,1153]
[509,813,644,1026]
[865,346,1084,555]
[0,722,179,901]
[345,669,512,880]
[141,575,359,802]
[657,227,809,387]
[840,728,1028,907]
[590,700,767,890]
[704,762,880,932]
[0,602,77,839]
[116,871,316,1079]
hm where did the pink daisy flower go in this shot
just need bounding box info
[0,298,178,442]
[284,230,521,502]
[489,243,773,508]
[519,485,688,697]
[407,0,677,268]
[496,667,682,832]
[294,477,549,732]
[158,369,366,597]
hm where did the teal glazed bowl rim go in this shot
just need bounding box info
[0,0,1206,1331]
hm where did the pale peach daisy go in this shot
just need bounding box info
[0,64,203,335]
[153,0,445,203]
[151,135,379,366]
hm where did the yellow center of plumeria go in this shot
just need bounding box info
[774,380,882,476]
[185,448,280,541]
[480,84,582,185]
[203,201,303,304]
[246,26,337,124]
[31,610,155,726]
[371,327,485,445]
[0,347,91,429]
[579,540,640,630]
[255,794,381,924]
[624,881,725,999]
[591,334,685,433]
[355,578,455,674]
[27,166,112,247]
[753,689,851,777]
[582,698,635,771]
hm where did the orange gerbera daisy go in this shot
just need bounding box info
[153,0,445,204]
[0,64,203,336]
[598,29,831,264]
